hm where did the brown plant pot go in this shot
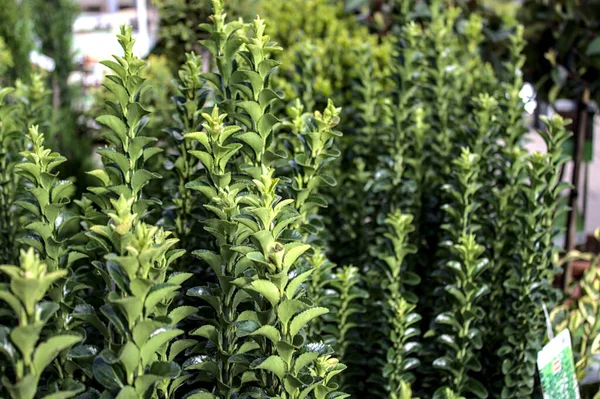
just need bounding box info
[563,260,600,301]
[571,259,599,280]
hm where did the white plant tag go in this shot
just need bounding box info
[537,329,580,399]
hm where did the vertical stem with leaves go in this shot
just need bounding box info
[500,115,570,398]
[380,211,421,398]
[432,149,490,399]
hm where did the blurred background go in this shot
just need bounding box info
[0,0,598,253]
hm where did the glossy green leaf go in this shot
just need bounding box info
[247,280,281,307]
[255,355,287,380]
[289,307,328,337]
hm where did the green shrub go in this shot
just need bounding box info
[0,38,14,79]
[179,4,348,397]
[311,1,568,398]
[259,0,393,108]
[30,0,78,109]
[0,1,570,398]
[152,0,260,70]
[0,86,23,265]
[0,0,34,84]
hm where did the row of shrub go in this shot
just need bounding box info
[0,0,576,398]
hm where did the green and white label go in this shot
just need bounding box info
[537,329,580,399]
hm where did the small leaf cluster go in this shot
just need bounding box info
[86,197,191,398]
[0,248,83,399]
[14,126,80,273]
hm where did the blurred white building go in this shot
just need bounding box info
[70,0,158,87]
[78,0,135,13]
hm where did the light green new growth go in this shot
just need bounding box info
[0,249,83,399]
[87,25,161,219]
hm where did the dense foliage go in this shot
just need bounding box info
[519,0,600,104]
[0,0,575,398]
[0,0,34,84]
[153,0,260,70]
